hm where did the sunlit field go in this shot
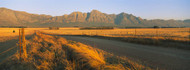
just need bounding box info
[0,28,46,42]
[0,32,151,70]
[40,28,190,41]
[1,0,190,69]
[0,28,189,70]
[1,28,189,42]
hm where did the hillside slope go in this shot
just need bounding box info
[0,7,189,27]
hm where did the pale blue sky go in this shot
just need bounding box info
[0,0,189,20]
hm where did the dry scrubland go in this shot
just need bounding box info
[0,28,46,42]
[0,32,151,70]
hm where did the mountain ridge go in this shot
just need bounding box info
[0,7,189,27]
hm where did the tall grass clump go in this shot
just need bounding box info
[65,42,105,69]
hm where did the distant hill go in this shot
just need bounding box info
[0,7,189,27]
[184,19,190,23]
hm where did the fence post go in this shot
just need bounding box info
[189,28,190,44]
[135,28,136,37]
[22,28,28,61]
[156,29,158,38]
[19,29,22,61]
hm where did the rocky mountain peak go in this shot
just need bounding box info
[0,7,189,27]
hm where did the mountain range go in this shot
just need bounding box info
[0,7,189,27]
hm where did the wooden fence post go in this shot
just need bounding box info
[22,28,28,61]
[19,29,22,61]
[156,29,158,38]
[135,28,136,37]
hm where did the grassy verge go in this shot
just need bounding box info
[0,32,151,70]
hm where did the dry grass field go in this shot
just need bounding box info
[38,27,189,50]
[0,28,189,70]
[0,28,47,42]
[1,27,189,48]
[40,28,190,42]
[1,28,189,42]
[0,32,151,70]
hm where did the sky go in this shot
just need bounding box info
[0,0,189,20]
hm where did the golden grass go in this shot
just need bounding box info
[38,28,189,50]
[0,32,151,70]
[0,28,47,42]
[40,28,190,41]
[1,27,189,42]
[66,42,105,68]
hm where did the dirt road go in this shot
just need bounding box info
[63,36,190,70]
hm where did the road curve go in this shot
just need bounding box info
[62,36,190,70]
